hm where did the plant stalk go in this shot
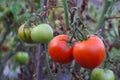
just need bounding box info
[95,0,113,31]
[44,44,56,80]
[36,44,44,80]
[63,0,70,29]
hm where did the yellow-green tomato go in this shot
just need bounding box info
[15,52,29,64]
[31,23,53,43]
[90,68,115,80]
[55,19,60,26]
[18,24,34,43]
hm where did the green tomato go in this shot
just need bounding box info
[15,52,29,64]
[55,19,60,26]
[90,68,115,80]
[31,23,53,43]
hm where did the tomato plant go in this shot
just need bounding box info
[15,51,29,64]
[90,68,115,80]
[31,23,53,43]
[0,0,120,80]
[18,24,34,43]
[73,35,106,69]
[48,34,73,63]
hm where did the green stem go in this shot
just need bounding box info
[63,0,70,29]
[76,27,87,40]
[68,28,77,43]
[103,48,111,68]
[44,44,56,80]
[95,0,113,31]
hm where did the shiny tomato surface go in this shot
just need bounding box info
[73,35,106,69]
[48,34,73,63]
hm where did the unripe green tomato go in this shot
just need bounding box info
[55,19,60,26]
[90,68,115,80]
[15,52,29,64]
[31,23,53,43]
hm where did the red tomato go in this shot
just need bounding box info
[1,44,9,51]
[73,35,106,69]
[48,34,73,63]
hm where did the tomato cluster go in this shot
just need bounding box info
[18,23,106,69]
[48,34,106,69]
[18,23,53,44]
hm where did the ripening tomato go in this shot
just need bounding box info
[18,24,34,43]
[48,34,73,63]
[1,44,9,51]
[73,35,106,69]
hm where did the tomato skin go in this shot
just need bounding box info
[18,24,33,43]
[15,51,29,64]
[31,23,53,43]
[90,68,115,80]
[1,44,9,51]
[48,34,73,63]
[73,35,106,69]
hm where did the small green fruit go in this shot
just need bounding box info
[15,52,29,64]
[90,68,115,80]
[55,19,60,26]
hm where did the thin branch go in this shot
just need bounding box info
[79,0,88,17]
[106,16,120,20]
[44,44,56,80]
[36,44,44,80]
[94,0,115,32]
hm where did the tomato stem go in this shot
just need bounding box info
[76,27,87,40]
[68,28,77,43]
[36,44,44,80]
[44,44,56,80]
